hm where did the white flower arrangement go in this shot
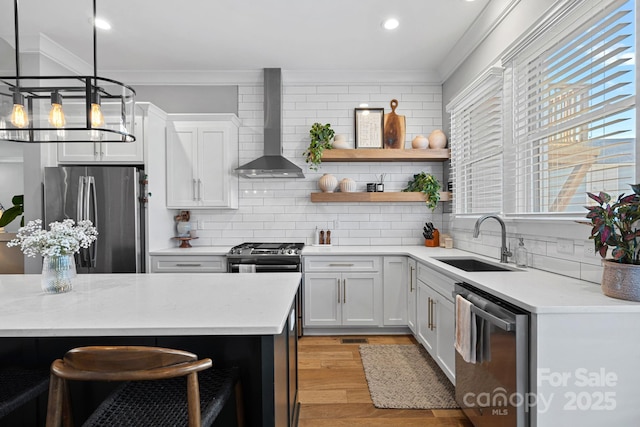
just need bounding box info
[7,219,98,258]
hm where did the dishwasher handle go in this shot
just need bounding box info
[470,305,515,332]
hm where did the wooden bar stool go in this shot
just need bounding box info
[0,367,50,419]
[45,346,244,427]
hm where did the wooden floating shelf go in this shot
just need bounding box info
[310,191,452,203]
[320,148,450,162]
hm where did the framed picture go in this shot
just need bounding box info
[354,108,384,148]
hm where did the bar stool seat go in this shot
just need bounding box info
[0,367,50,418]
[46,346,243,427]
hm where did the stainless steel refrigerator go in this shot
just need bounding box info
[44,166,145,273]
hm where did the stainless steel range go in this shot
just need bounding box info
[226,242,304,273]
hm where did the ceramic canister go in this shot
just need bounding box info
[411,135,429,149]
[332,134,350,149]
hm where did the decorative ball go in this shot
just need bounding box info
[318,174,338,193]
[332,134,350,149]
[339,178,356,193]
[428,130,447,149]
[411,135,429,149]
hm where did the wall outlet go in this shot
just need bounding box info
[556,238,574,255]
[197,220,205,230]
[583,241,595,257]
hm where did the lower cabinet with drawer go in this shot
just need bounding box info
[415,262,456,383]
[149,255,226,273]
[303,257,382,328]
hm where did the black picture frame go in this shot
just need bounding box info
[354,108,384,148]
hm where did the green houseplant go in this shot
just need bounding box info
[402,172,441,211]
[0,194,24,228]
[585,184,640,301]
[303,123,335,171]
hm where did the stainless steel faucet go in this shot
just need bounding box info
[473,214,512,263]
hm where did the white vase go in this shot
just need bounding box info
[332,134,350,149]
[411,135,429,149]
[339,178,356,192]
[41,255,76,294]
[429,130,447,149]
[318,174,338,193]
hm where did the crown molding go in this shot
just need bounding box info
[438,0,521,82]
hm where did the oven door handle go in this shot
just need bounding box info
[229,263,300,272]
[470,305,515,332]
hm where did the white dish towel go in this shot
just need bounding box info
[239,264,256,273]
[455,295,476,363]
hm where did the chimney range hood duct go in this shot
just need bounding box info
[235,68,304,178]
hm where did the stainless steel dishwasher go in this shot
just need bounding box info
[453,282,530,427]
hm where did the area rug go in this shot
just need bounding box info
[359,344,458,409]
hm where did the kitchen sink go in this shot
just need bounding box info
[434,257,521,272]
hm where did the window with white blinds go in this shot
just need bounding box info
[505,0,636,214]
[447,68,504,215]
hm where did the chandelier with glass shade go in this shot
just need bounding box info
[0,0,136,143]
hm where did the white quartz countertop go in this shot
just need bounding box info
[302,245,640,314]
[0,273,301,337]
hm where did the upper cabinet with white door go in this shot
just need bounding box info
[57,105,145,164]
[166,114,240,209]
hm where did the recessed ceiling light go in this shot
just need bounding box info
[382,18,399,30]
[94,18,111,30]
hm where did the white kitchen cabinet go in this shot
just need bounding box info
[166,114,239,209]
[382,256,407,326]
[415,262,455,383]
[149,255,226,273]
[407,258,417,334]
[57,109,144,164]
[303,257,382,328]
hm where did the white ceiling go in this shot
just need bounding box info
[0,0,491,81]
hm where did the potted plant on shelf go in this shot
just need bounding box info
[303,122,335,171]
[585,184,640,301]
[402,172,441,211]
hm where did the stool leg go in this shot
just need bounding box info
[45,374,63,427]
[186,372,202,427]
[234,381,245,427]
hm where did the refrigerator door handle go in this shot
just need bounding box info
[87,176,98,268]
[77,176,86,221]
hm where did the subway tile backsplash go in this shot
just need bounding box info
[187,79,446,248]
[179,78,600,284]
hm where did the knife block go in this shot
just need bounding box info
[425,229,440,247]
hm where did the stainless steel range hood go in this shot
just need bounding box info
[236,68,305,178]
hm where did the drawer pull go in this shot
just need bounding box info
[328,263,355,267]
[176,263,202,267]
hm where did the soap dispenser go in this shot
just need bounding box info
[515,237,528,267]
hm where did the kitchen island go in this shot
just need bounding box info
[0,272,302,427]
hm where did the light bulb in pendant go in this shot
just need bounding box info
[48,92,66,128]
[90,93,104,128]
[11,93,28,128]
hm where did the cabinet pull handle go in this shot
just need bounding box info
[329,263,355,267]
[343,278,346,304]
[431,299,436,331]
[198,178,202,201]
[428,297,432,329]
[337,278,341,303]
[193,179,198,201]
[409,266,414,292]
[176,263,202,267]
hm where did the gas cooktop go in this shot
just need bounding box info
[227,242,304,256]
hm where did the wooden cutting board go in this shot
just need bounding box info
[383,99,405,149]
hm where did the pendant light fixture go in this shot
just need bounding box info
[0,0,136,143]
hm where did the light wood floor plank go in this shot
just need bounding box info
[297,335,473,426]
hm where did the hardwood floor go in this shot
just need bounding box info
[297,335,473,426]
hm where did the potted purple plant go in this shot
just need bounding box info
[585,184,640,300]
